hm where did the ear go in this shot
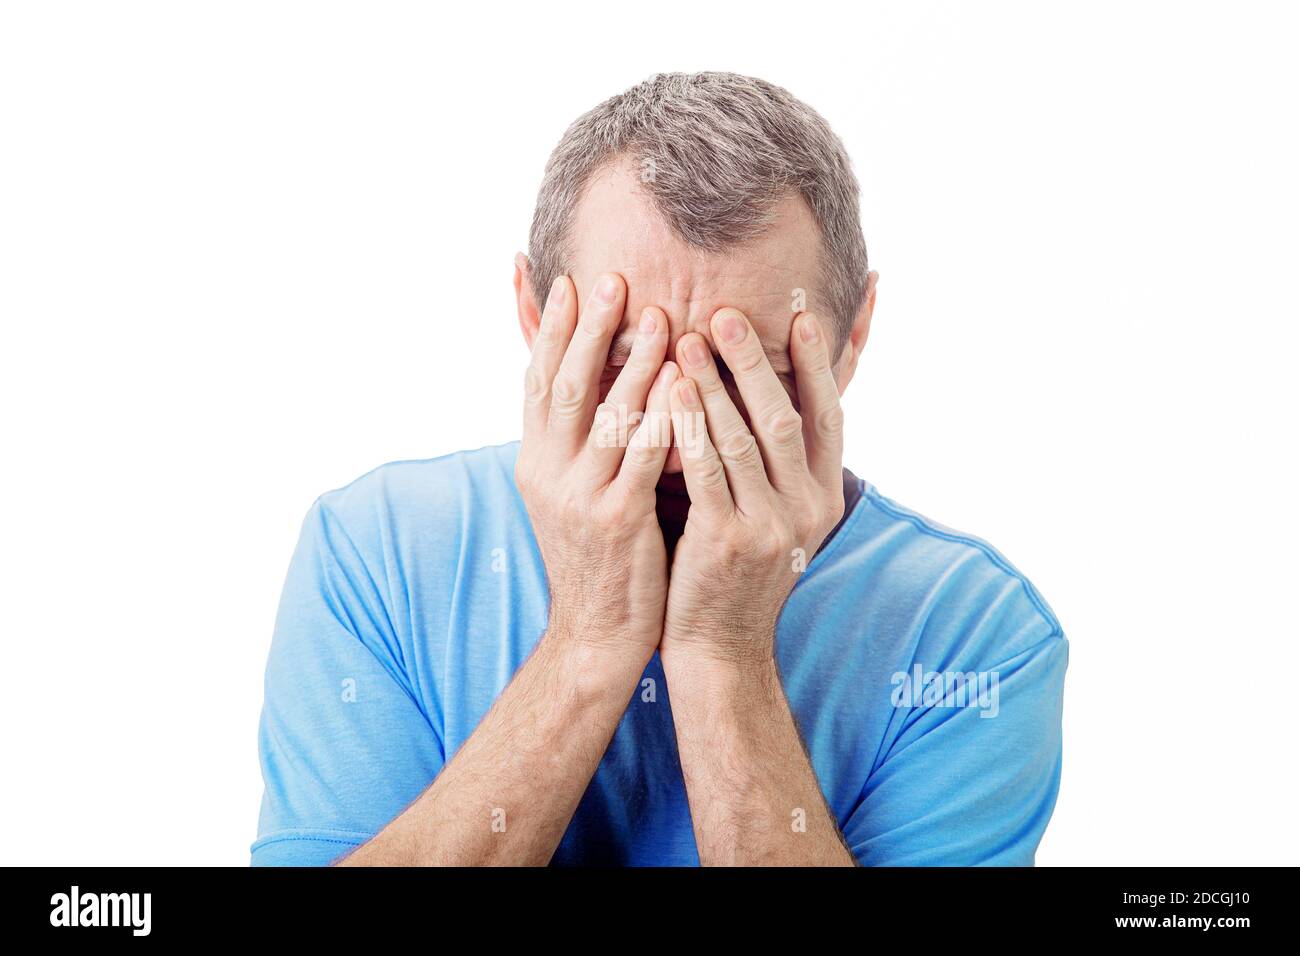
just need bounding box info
[832,270,878,395]
[514,252,542,350]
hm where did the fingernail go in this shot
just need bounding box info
[656,361,679,388]
[549,276,566,305]
[678,379,699,408]
[596,275,619,304]
[715,310,746,344]
[640,309,658,335]
[799,314,820,343]
[684,339,709,369]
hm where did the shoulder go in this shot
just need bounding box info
[298,442,524,574]
[313,441,521,529]
[821,483,1065,667]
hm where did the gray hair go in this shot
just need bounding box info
[528,71,869,353]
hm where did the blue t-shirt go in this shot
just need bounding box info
[253,442,1067,866]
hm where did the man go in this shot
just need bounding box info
[253,72,1066,866]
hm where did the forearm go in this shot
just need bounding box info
[340,629,647,866]
[661,645,855,866]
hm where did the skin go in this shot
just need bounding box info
[342,158,878,866]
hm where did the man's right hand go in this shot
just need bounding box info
[342,272,677,866]
[516,272,679,657]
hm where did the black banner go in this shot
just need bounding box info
[4,866,1283,942]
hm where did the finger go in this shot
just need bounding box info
[675,331,769,513]
[789,312,845,494]
[709,307,808,491]
[615,361,679,499]
[668,377,733,519]
[588,306,670,479]
[523,275,578,438]
[548,273,627,449]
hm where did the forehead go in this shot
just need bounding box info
[566,159,825,371]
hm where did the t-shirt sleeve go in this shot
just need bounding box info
[252,499,444,866]
[841,625,1068,866]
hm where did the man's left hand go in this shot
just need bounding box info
[663,307,847,666]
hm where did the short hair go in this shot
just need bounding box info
[528,71,869,353]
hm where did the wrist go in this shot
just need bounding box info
[542,612,656,683]
[548,587,662,648]
[660,638,781,692]
[660,616,780,672]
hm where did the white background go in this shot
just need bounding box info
[2,1,1296,866]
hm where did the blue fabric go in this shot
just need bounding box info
[253,442,1067,866]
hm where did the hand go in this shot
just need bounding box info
[516,272,680,657]
[663,307,846,665]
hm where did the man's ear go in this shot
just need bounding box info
[832,270,879,395]
[514,252,542,350]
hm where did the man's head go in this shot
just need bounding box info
[514,71,878,474]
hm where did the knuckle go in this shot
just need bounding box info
[635,409,672,449]
[626,352,658,378]
[623,438,651,464]
[523,365,549,404]
[768,407,804,442]
[730,345,767,375]
[550,373,583,412]
[627,416,667,456]
[694,373,728,398]
[591,402,622,445]
[802,346,830,373]
[718,523,750,558]
[717,429,760,464]
[536,315,568,351]
[579,311,611,340]
[697,453,728,488]
[589,497,621,528]
[747,527,784,562]
[816,404,844,437]
[623,442,657,474]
